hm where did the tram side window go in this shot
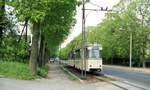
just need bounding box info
[85,48,89,58]
[70,52,76,60]
[75,50,81,59]
[69,53,72,59]
[72,53,76,59]
[99,50,102,58]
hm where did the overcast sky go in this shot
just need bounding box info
[61,0,120,48]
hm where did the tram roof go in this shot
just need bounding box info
[84,43,101,47]
[73,43,102,51]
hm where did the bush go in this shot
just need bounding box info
[37,66,48,78]
[0,61,35,80]
[0,37,30,63]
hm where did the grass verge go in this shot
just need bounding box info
[0,61,49,80]
[61,66,82,82]
[0,61,35,80]
[37,65,48,78]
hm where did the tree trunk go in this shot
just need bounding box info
[44,47,49,65]
[138,62,141,67]
[38,42,43,67]
[37,29,42,67]
[142,41,146,68]
[111,57,113,64]
[143,60,146,68]
[38,36,45,67]
[41,41,46,66]
[0,0,5,40]
[29,22,40,75]
[141,42,146,68]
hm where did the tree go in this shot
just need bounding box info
[0,0,5,41]
[60,0,150,67]
[12,0,77,74]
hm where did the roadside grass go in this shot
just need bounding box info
[61,66,81,82]
[37,65,48,78]
[0,61,35,80]
[0,61,49,80]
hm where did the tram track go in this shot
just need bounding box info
[118,80,147,90]
[93,75,128,90]
[90,71,148,90]
[64,65,148,90]
[93,75,147,90]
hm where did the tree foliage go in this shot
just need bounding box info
[10,0,77,74]
[60,0,150,67]
[0,0,6,40]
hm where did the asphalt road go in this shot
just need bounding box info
[102,66,150,89]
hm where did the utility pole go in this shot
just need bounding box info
[129,30,132,68]
[25,20,28,43]
[81,0,86,79]
[81,0,110,79]
[59,45,61,64]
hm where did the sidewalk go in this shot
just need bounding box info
[0,63,145,90]
[0,63,88,90]
[104,65,150,74]
[43,63,122,90]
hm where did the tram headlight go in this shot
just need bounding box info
[89,65,92,67]
[99,65,101,67]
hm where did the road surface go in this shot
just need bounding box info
[102,65,150,89]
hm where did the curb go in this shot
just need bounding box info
[104,65,150,74]
[61,66,84,83]
[0,75,4,78]
[103,74,122,81]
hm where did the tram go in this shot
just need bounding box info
[68,43,102,72]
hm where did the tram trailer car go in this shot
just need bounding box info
[68,43,102,72]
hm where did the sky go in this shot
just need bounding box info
[6,5,32,36]
[61,0,120,48]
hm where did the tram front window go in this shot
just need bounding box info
[87,49,100,59]
[91,49,99,58]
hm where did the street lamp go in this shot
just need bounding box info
[119,25,132,68]
[108,7,133,68]
[129,29,132,68]
[59,45,61,64]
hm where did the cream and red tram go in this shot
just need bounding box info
[68,43,102,72]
